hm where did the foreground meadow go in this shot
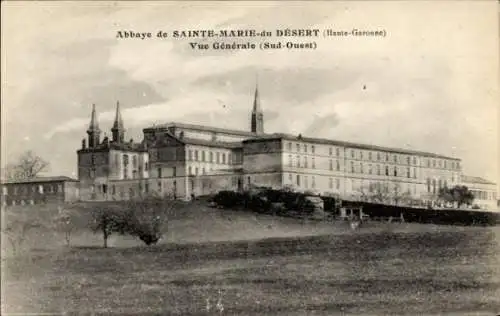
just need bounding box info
[2,202,500,315]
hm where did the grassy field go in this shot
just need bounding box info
[2,201,500,315]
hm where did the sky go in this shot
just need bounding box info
[2,1,499,187]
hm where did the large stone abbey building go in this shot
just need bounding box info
[76,86,471,204]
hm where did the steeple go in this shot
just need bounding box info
[251,81,264,134]
[86,104,101,148]
[111,101,125,143]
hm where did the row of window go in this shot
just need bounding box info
[288,156,421,178]
[3,199,38,206]
[426,178,449,194]
[470,190,497,201]
[2,184,63,195]
[188,149,232,165]
[286,142,460,170]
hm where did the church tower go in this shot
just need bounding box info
[111,101,125,143]
[250,83,264,134]
[86,103,101,148]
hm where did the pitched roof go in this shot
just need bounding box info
[144,122,269,138]
[243,133,460,160]
[461,175,496,185]
[181,137,243,149]
[3,176,78,184]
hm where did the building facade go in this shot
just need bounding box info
[1,176,79,206]
[461,175,498,210]
[76,85,495,206]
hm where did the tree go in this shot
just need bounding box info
[438,185,474,208]
[90,205,128,248]
[123,195,180,246]
[2,215,42,255]
[53,206,76,247]
[4,151,50,180]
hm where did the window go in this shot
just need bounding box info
[288,142,292,151]
[173,167,177,177]
[222,153,226,164]
[444,180,448,188]
[369,152,372,160]
[329,147,333,156]
[406,156,410,165]
[188,166,192,175]
[351,150,355,158]
[123,154,128,166]
[368,164,372,174]
[329,178,333,189]
[304,176,308,188]
[432,159,436,168]
[311,145,315,154]
[189,150,193,161]
[360,151,363,160]
[145,183,149,193]
[123,169,127,179]
[133,155,138,168]
[288,155,292,167]
[336,160,340,171]
[195,167,199,175]
[393,155,397,163]
[385,166,389,176]
[228,153,232,164]
[377,152,381,161]
[329,159,333,171]
[413,168,417,179]
[288,173,292,181]
[194,150,199,161]
[296,155,300,168]
[202,151,206,162]
[296,175,300,186]
[216,152,220,164]
[312,176,316,188]
[312,157,316,169]
[351,162,355,173]
[385,153,389,161]
[432,179,436,194]
[145,162,149,171]
[407,168,410,178]
[304,144,307,153]
[157,167,162,178]
[304,157,308,168]
[296,143,300,152]
[360,163,364,174]
[336,148,340,156]
[336,178,340,190]
[413,157,417,165]
[202,167,206,175]
[377,164,381,175]
[394,168,397,177]
[112,185,116,195]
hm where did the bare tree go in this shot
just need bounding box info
[53,206,76,247]
[4,151,50,180]
[2,217,42,255]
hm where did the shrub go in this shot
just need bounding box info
[123,197,177,246]
[213,190,245,209]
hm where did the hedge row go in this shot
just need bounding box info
[212,189,339,214]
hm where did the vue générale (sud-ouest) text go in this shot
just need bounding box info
[115,28,388,51]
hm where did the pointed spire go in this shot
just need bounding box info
[111,101,125,143]
[87,103,100,132]
[112,101,124,130]
[252,81,261,113]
